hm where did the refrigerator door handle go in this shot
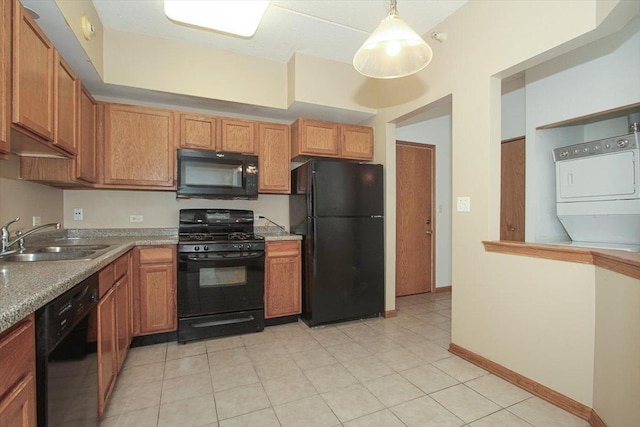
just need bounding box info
[372,215,383,218]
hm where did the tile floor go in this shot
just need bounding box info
[101,293,589,427]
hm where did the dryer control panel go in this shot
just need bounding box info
[553,132,638,162]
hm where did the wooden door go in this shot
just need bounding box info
[0,0,10,158]
[501,138,525,241]
[220,118,256,154]
[103,104,175,188]
[264,241,301,318]
[12,0,55,141]
[115,275,130,371]
[179,113,217,149]
[76,85,97,183]
[340,125,374,160]
[97,288,116,417]
[396,141,435,296]
[53,52,77,155]
[258,122,290,194]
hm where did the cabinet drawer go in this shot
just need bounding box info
[0,315,35,397]
[98,264,115,298]
[266,240,301,257]
[138,246,175,264]
[114,253,129,280]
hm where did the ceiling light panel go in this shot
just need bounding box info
[164,0,270,37]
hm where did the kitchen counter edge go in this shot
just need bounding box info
[260,233,303,241]
[0,236,178,334]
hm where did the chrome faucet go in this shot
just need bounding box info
[1,217,61,255]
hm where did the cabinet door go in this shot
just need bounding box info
[265,241,301,319]
[0,0,10,158]
[115,275,130,371]
[293,119,339,157]
[97,288,116,417]
[138,262,176,334]
[76,85,97,183]
[220,118,256,154]
[0,315,36,427]
[103,104,175,188]
[340,125,373,160]
[12,1,55,141]
[0,374,36,427]
[258,123,290,194]
[53,52,77,155]
[180,114,217,149]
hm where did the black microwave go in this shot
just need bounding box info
[177,149,259,199]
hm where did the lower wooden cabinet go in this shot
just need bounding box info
[97,287,116,417]
[264,240,302,319]
[0,315,36,427]
[97,251,131,417]
[133,246,177,335]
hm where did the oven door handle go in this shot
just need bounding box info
[180,252,265,261]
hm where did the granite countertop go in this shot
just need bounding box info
[255,226,302,241]
[0,229,178,334]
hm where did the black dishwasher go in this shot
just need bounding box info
[35,273,100,427]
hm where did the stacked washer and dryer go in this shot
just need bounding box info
[553,119,640,252]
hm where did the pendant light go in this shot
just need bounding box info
[353,0,433,79]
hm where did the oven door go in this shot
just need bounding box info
[177,251,265,317]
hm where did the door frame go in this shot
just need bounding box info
[395,140,436,294]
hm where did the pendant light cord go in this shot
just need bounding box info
[390,0,398,16]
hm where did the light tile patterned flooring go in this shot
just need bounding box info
[101,293,589,427]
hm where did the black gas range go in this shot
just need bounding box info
[177,209,265,343]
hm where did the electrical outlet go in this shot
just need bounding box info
[73,208,83,221]
[456,196,471,212]
[129,215,143,223]
[32,216,41,226]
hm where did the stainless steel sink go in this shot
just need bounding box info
[35,244,111,253]
[1,251,97,262]
[0,243,116,262]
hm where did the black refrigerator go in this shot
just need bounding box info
[290,159,384,326]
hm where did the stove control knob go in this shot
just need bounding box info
[203,245,208,251]
[246,244,252,249]
[194,246,200,251]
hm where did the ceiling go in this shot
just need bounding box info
[23,0,467,123]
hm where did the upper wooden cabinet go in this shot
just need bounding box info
[12,0,55,141]
[53,52,78,155]
[291,118,374,161]
[341,124,374,160]
[265,240,302,319]
[291,118,339,158]
[76,84,97,183]
[0,0,11,159]
[179,113,217,150]
[220,118,257,154]
[102,103,175,189]
[258,122,290,194]
[0,314,36,427]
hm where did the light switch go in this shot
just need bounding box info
[456,196,471,212]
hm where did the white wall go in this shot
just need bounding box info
[525,17,640,243]
[63,190,289,230]
[396,115,452,288]
[501,77,526,141]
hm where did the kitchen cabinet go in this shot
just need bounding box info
[0,0,11,159]
[179,113,218,150]
[102,103,175,189]
[0,314,36,427]
[133,246,177,335]
[220,118,257,154]
[340,124,374,160]
[291,118,339,158]
[97,287,116,418]
[76,84,97,183]
[501,137,525,242]
[291,118,374,161]
[12,0,55,142]
[264,240,302,319]
[53,52,78,155]
[97,252,131,416]
[258,122,291,194]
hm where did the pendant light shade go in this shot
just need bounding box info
[353,0,433,79]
